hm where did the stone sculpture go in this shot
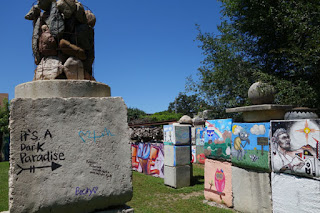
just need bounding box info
[25,0,95,81]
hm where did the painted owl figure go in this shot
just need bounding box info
[215,169,225,194]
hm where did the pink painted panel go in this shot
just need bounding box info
[204,159,233,207]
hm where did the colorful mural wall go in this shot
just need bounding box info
[132,142,164,178]
[191,145,196,163]
[271,119,320,179]
[204,119,232,160]
[231,123,270,171]
[204,159,233,207]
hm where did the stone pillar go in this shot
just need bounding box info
[163,124,191,188]
[9,80,132,213]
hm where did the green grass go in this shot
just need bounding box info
[231,149,270,172]
[0,161,9,212]
[0,162,232,212]
[127,164,233,213]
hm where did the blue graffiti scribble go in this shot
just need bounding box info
[79,128,115,143]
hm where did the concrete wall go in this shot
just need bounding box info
[163,124,191,145]
[132,142,164,178]
[232,166,272,213]
[272,172,320,213]
[204,159,233,207]
[204,119,232,160]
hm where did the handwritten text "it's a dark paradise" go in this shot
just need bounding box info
[19,129,65,164]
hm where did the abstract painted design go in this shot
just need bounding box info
[204,119,232,160]
[231,123,270,171]
[204,159,232,207]
[191,145,196,163]
[195,127,206,145]
[271,119,320,179]
[131,142,164,178]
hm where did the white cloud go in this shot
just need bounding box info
[250,125,266,135]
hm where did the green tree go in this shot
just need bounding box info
[0,98,9,136]
[145,111,183,122]
[168,92,210,117]
[127,107,147,123]
[188,0,320,117]
[0,98,9,162]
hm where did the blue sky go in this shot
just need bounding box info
[0,0,222,113]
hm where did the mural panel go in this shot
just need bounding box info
[204,119,232,160]
[271,119,320,179]
[195,127,206,146]
[191,145,196,163]
[204,159,233,207]
[231,122,270,171]
[131,142,164,178]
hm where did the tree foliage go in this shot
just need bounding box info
[127,107,147,123]
[0,98,9,136]
[188,0,320,117]
[168,92,210,117]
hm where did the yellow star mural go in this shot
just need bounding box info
[296,120,320,144]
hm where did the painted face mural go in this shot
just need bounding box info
[271,119,320,179]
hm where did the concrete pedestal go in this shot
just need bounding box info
[15,80,111,98]
[226,104,292,122]
[164,165,190,188]
[232,166,272,213]
[9,81,132,213]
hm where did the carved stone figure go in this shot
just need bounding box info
[25,0,96,81]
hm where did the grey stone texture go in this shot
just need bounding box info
[15,80,111,98]
[232,166,272,213]
[9,97,132,213]
[164,165,190,189]
[164,145,191,167]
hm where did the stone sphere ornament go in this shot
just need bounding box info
[248,82,275,105]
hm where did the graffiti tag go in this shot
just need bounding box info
[75,187,98,196]
[79,128,115,143]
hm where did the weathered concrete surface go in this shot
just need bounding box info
[272,172,320,213]
[164,145,190,166]
[164,165,190,188]
[232,166,272,213]
[15,80,111,98]
[9,97,132,213]
[204,159,232,207]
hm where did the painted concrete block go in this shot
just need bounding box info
[232,166,272,213]
[195,127,206,146]
[196,145,206,164]
[164,145,190,166]
[204,159,232,207]
[132,142,164,178]
[231,123,270,171]
[204,119,232,160]
[271,119,320,179]
[164,165,191,188]
[163,124,191,145]
[9,97,132,213]
[191,145,196,163]
[272,172,320,213]
[191,127,196,145]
